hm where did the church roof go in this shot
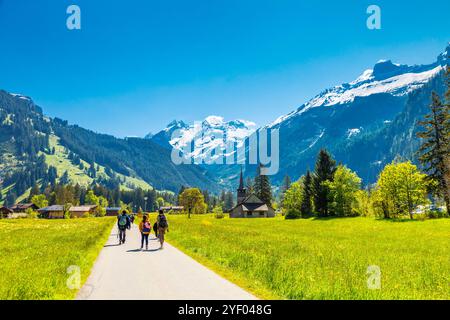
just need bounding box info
[242,203,269,212]
[229,193,271,212]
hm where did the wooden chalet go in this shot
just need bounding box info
[105,207,121,216]
[69,205,97,218]
[9,203,39,213]
[38,205,65,219]
[0,207,13,219]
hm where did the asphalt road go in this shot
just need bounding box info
[76,223,257,300]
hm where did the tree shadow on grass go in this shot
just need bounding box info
[311,216,360,221]
[381,218,419,223]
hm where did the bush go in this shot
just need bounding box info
[25,208,38,219]
[213,206,224,219]
[285,209,302,220]
[427,209,447,219]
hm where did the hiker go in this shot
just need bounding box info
[130,214,135,224]
[139,215,151,250]
[117,210,131,245]
[156,209,168,249]
[153,221,158,238]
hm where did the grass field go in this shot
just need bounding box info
[0,217,114,300]
[164,215,450,300]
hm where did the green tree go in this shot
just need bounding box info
[85,190,99,205]
[417,84,450,214]
[279,174,291,206]
[312,149,337,217]
[254,164,272,206]
[326,165,361,216]
[28,183,40,201]
[223,191,234,212]
[283,179,303,219]
[95,196,108,217]
[5,192,17,207]
[156,197,165,209]
[300,170,313,217]
[178,188,206,219]
[213,205,224,219]
[31,194,48,209]
[375,161,429,219]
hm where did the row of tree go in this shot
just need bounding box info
[26,182,177,214]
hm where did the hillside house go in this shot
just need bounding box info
[10,203,39,213]
[160,206,184,213]
[0,207,13,219]
[229,169,275,218]
[106,207,121,216]
[38,205,65,219]
[69,205,97,218]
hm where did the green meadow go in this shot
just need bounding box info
[0,218,114,300]
[165,215,450,300]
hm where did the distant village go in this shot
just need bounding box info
[0,169,275,219]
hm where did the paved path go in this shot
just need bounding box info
[77,224,257,300]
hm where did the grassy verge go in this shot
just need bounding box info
[0,217,114,300]
[164,214,450,300]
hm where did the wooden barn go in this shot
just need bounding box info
[69,205,97,218]
[105,207,121,216]
[0,207,13,219]
[160,206,184,213]
[38,205,65,219]
[10,203,39,213]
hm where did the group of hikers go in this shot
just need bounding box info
[117,209,169,250]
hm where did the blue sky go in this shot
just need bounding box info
[0,0,448,137]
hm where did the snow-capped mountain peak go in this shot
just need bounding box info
[268,45,448,128]
[165,116,257,162]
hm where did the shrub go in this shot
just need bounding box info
[285,209,301,220]
[25,208,38,219]
[213,206,224,219]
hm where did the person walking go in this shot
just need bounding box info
[139,215,151,251]
[156,209,168,249]
[117,210,131,245]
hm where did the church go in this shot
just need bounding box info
[228,169,275,218]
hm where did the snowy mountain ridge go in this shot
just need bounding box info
[268,44,449,128]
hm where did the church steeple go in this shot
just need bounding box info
[237,167,246,204]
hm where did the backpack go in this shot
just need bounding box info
[118,215,128,229]
[158,215,168,228]
[142,221,151,233]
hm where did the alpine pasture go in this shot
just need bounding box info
[0,217,114,299]
[165,214,450,300]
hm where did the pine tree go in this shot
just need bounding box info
[254,164,273,206]
[223,191,234,212]
[312,149,337,217]
[28,183,40,201]
[417,84,450,214]
[280,175,291,206]
[5,192,17,207]
[300,170,313,216]
[60,171,70,185]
